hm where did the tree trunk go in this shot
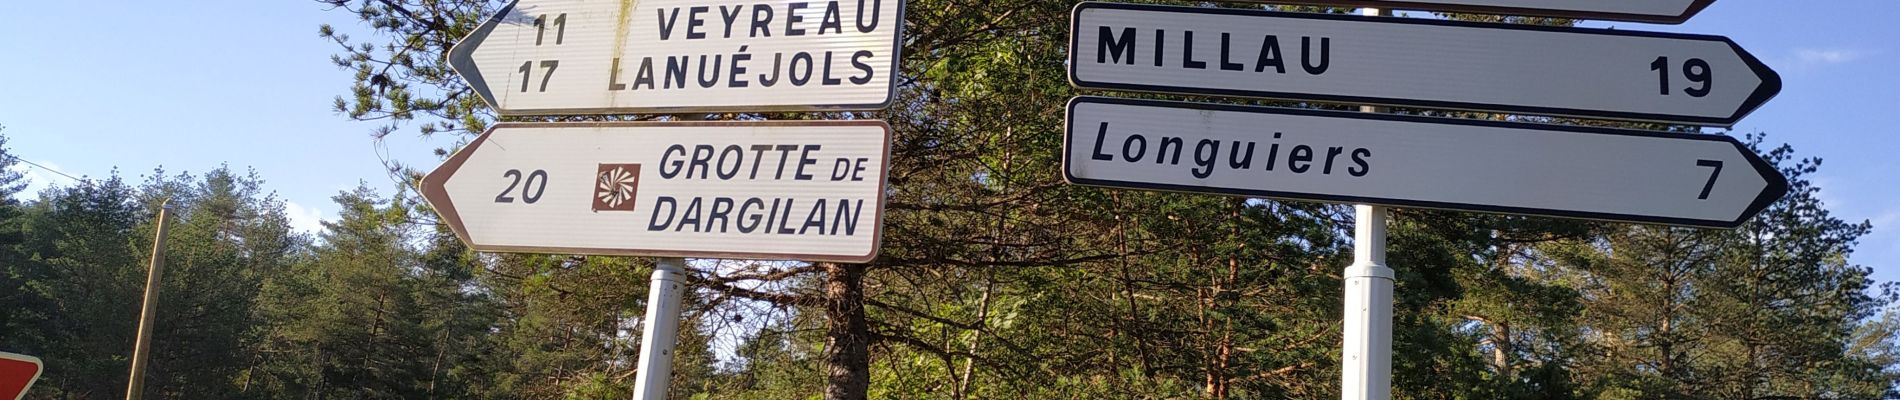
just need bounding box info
[1206,199,1245,400]
[954,274,994,400]
[428,330,447,397]
[1490,242,1516,380]
[1112,192,1154,376]
[822,262,871,400]
[1490,321,1513,379]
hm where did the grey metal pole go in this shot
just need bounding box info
[126,199,173,400]
[630,113,719,400]
[631,257,688,400]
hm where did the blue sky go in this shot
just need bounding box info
[1,1,1894,282]
[0,0,442,233]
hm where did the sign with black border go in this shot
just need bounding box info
[1063,96,1787,228]
[1067,2,1780,126]
[1234,0,1717,24]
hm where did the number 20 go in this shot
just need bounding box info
[496,169,548,204]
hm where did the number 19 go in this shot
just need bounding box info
[1652,56,1712,98]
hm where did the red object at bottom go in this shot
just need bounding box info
[0,352,42,400]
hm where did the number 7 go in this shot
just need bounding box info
[1696,159,1723,200]
[539,60,559,92]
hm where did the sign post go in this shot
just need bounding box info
[442,0,907,397]
[1343,204,1391,399]
[1063,2,1782,399]
[1065,95,1788,397]
[420,120,892,400]
[1341,9,1393,400]
[631,257,688,399]
[1068,2,1780,126]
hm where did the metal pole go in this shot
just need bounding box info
[126,200,172,400]
[1343,8,1394,399]
[628,112,721,400]
[1342,204,1393,399]
[631,257,687,400]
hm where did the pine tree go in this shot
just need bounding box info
[254,185,443,399]
[0,128,42,352]
[1545,137,1895,399]
[15,174,145,398]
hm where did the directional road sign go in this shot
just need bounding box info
[1238,0,1716,24]
[0,352,41,400]
[420,121,892,262]
[1064,96,1787,228]
[1068,2,1780,126]
[451,0,904,116]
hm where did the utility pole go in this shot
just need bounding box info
[126,199,173,400]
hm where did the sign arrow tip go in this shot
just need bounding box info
[1725,38,1784,126]
[419,129,492,249]
[1731,138,1790,228]
[1678,0,1719,23]
[447,0,514,111]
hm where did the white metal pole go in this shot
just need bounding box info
[1342,204,1393,399]
[631,257,688,400]
[631,113,719,400]
[1344,8,1395,399]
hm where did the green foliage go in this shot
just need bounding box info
[252,185,456,398]
[1525,135,1898,399]
[305,0,1900,397]
[0,165,296,399]
[0,127,41,353]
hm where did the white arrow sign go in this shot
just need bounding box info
[1246,0,1716,24]
[421,121,892,262]
[1069,2,1780,126]
[1064,97,1787,228]
[450,0,904,116]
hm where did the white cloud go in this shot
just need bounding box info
[284,201,329,234]
[1788,48,1875,70]
[1798,49,1865,65]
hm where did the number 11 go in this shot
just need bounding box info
[533,13,567,46]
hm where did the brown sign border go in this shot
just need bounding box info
[419,120,894,264]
